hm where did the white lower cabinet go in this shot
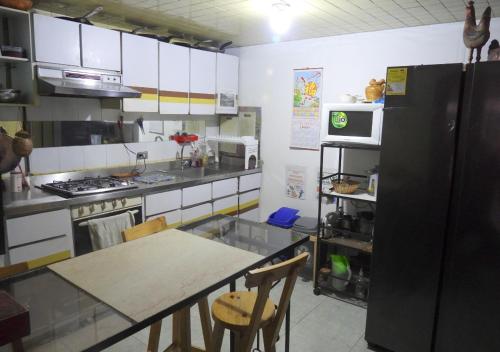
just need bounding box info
[182,184,212,207]
[213,195,238,216]
[239,189,261,222]
[9,236,72,265]
[212,177,238,199]
[6,209,74,265]
[239,173,262,192]
[145,189,182,216]
[146,209,182,229]
[182,203,213,225]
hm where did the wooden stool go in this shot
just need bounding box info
[122,217,212,352]
[211,252,309,352]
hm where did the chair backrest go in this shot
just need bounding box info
[242,252,309,352]
[122,216,168,242]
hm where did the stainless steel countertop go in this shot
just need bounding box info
[3,163,261,218]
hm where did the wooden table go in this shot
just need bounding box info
[49,229,264,351]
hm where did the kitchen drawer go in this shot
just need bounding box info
[213,195,238,216]
[182,184,212,207]
[212,178,238,199]
[8,235,73,265]
[146,209,182,229]
[239,189,260,213]
[145,190,181,216]
[182,203,212,225]
[6,209,72,248]
[239,173,262,192]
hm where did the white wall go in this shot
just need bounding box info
[228,19,500,220]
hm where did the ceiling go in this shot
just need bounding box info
[33,0,500,47]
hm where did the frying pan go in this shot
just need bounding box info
[57,6,103,25]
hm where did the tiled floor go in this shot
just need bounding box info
[104,276,371,352]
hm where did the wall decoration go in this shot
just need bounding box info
[290,68,323,150]
[463,0,491,63]
[286,165,307,200]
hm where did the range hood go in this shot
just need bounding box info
[37,67,141,99]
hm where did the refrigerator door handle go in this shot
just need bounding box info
[448,120,456,132]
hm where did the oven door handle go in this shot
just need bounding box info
[78,209,140,227]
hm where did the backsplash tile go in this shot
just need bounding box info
[29,147,60,174]
[83,145,107,170]
[105,144,132,167]
[59,146,85,171]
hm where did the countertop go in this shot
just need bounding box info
[3,163,261,218]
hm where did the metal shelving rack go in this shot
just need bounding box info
[313,142,379,308]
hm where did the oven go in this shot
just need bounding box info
[71,196,143,256]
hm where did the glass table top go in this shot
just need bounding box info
[179,215,308,259]
[0,215,308,352]
[0,270,133,352]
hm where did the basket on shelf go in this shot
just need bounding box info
[330,179,360,194]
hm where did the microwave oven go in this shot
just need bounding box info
[321,103,384,145]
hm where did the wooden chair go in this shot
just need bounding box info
[121,217,213,352]
[0,251,71,352]
[211,252,309,352]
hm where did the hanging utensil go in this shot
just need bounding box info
[136,116,145,135]
[57,6,103,25]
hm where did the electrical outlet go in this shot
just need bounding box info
[136,151,148,160]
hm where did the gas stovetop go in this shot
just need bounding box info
[41,176,137,197]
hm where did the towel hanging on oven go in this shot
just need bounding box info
[88,211,135,251]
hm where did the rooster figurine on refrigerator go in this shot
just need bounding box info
[463,1,492,63]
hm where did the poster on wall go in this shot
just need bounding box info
[286,165,307,200]
[290,68,323,150]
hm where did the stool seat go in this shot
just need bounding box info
[212,291,275,331]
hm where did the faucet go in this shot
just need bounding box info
[177,142,195,171]
[154,136,163,142]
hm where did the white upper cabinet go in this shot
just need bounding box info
[159,43,190,114]
[189,48,216,115]
[33,14,81,66]
[81,24,121,71]
[216,53,239,114]
[122,33,158,112]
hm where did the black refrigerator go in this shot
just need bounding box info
[365,62,500,352]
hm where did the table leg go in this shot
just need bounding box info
[285,303,290,352]
[230,280,236,352]
[171,307,192,352]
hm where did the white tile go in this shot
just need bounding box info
[83,145,107,169]
[76,98,102,121]
[29,147,60,174]
[105,144,133,167]
[26,97,52,121]
[59,146,85,172]
[51,97,79,121]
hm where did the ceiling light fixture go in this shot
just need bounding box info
[269,1,291,35]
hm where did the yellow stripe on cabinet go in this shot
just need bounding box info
[239,199,260,212]
[140,93,159,101]
[27,250,71,270]
[160,96,189,103]
[213,205,239,216]
[190,98,216,105]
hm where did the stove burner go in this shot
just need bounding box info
[41,176,137,197]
